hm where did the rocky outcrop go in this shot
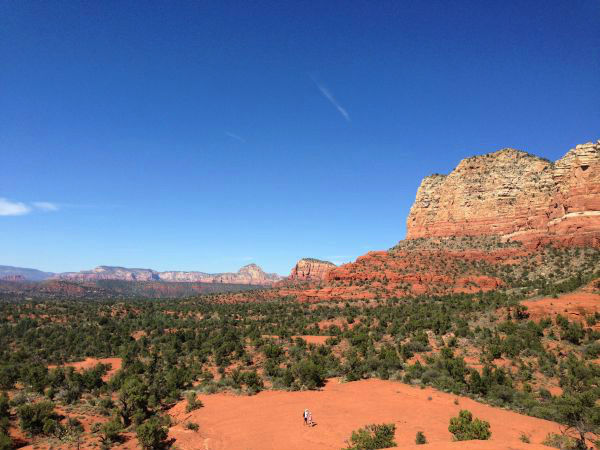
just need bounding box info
[56,264,283,285]
[406,141,600,248]
[289,258,336,281]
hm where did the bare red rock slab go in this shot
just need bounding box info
[168,378,561,450]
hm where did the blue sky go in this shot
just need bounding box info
[1,1,599,274]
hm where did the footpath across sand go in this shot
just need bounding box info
[168,378,561,450]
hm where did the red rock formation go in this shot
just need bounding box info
[270,140,600,302]
[406,141,600,248]
[289,258,336,281]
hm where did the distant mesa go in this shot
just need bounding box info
[406,140,600,248]
[289,258,336,281]
[56,265,160,282]
[54,263,283,285]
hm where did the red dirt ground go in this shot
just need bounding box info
[521,292,600,323]
[294,335,331,345]
[48,357,122,381]
[168,378,561,450]
[262,335,332,345]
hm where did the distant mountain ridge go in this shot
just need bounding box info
[53,263,283,285]
[0,265,54,281]
[0,263,283,285]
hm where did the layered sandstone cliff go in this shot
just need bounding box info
[406,141,600,247]
[289,258,336,281]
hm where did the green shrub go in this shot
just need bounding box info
[99,419,122,447]
[415,431,427,445]
[118,377,149,427]
[185,421,199,431]
[136,417,168,450]
[344,423,397,450]
[185,392,203,413]
[293,360,326,389]
[0,367,17,390]
[9,393,27,407]
[542,432,577,450]
[0,393,9,435]
[0,432,12,450]
[448,410,491,441]
[67,417,84,433]
[17,401,59,436]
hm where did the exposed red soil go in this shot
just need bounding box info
[167,378,561,450]
[48,357,122,381]
[521,292,600,323]
[132,330,147,340]
[262,335,332,345]
[317,318,359,331]
[295,335,331,345]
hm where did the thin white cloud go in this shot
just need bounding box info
[33,202,59,212]
[312,78,350,122]
[225,132,246,143]
[0,198,61,216]
[0,198,31,216]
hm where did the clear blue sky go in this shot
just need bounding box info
[1,1,599,274]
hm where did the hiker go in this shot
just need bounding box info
[303,409,309,425]
[307,410,314,427]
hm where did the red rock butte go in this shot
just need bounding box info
[289,258,337,281]
[406,140,600,248]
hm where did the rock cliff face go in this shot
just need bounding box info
[56,264,282,285]
[406,141,600,248]
[289,258,336,281]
